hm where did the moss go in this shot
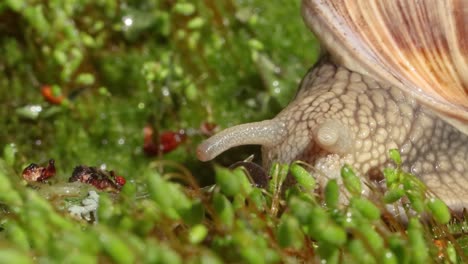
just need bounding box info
[1,0,317,175]
[0,0,466,263]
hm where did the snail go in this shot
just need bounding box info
[197,1,467,210]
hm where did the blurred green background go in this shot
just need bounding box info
[0,0,319,182]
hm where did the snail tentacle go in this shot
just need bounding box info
[197,120,287,161]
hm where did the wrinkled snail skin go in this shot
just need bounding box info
[197,0,468,210]
[262,62,468,209]
[198,61,468,209]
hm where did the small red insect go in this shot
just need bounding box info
[143,124,186,156]
[22,159,56,182]
[159,130,186,153]
[69,165,126,192]
[41,85,65,105]
[114,175,126,187]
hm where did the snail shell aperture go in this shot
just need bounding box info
[197,0,468,210]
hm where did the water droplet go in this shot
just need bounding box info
[410,164,420,174]
[162,87,170,97]
[245,98,256,108]
[122,16,133,27]
[30,105,42,113]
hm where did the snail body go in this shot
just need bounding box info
[198,0,468,210]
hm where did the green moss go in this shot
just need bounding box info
[0,1,466,263]
[1,0,318,176]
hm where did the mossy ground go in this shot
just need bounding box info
[0,1,466,263]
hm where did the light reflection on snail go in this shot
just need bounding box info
[197,1,467,210]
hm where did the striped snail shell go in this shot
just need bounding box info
[302,0,468,134]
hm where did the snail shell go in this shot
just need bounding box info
[198,0,468,210]
[302,0,468,134]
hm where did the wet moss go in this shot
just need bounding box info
[0,0,317,177]
[1,1,466,263]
